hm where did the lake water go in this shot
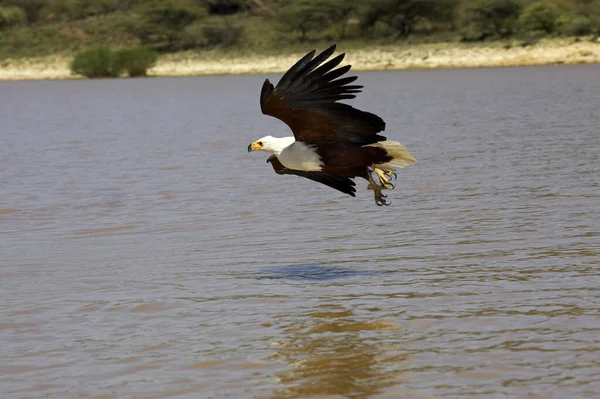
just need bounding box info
[1,64,599,399]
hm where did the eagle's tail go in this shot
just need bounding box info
[367,140,416,171]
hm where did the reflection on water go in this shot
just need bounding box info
[270,305,409,399]
[1,65,600,398]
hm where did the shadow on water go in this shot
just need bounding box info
[257,264,380,281]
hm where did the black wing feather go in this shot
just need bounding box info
[260,44,386,145]
[260,79,274,106]
[277,46,336,90]
[267,155,356,197]
[275,46,363,108]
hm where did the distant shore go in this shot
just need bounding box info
[1,39,599,81]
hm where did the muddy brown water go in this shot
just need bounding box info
[1,65,599,399]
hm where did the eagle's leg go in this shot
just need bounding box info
[374,168,395,189]
[367,170,389,206]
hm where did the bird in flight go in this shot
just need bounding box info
[248,45,415,206]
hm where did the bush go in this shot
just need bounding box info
[0,6,26,29]
[1,0,46,24]
[558,0,600,36]
[137,24,201,52]
[519,30,545,46]
[140,0,206,29]
[49,0,121,21]
[559,15,594,36]
[115,47,158,77]
[71,46,159,78]
[518,1,573,35]
[71,46,122,78]
[200,22,243,46]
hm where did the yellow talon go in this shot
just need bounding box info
[367,170,389,206]
[374,168,394,189]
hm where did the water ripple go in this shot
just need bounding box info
[1,66,600,398]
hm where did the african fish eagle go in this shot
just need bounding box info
[248,44,416,206]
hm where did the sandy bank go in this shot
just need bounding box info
[1,39,599,81]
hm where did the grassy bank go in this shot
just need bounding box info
[1,0,600,80]
[1,37,599,81]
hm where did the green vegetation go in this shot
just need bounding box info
[71,46,120,78]
[0,5,25,29]
[1,0,599,61]
[136,0,207,51]
[116,47,159,77]
[458,0,522,41]
[70,46,157,78]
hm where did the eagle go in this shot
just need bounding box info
[248,44,416,206]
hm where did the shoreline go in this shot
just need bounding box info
[1,39,599,81]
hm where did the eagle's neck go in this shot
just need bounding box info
[270,136,295,156]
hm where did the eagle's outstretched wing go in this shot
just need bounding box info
[260,45,386,146]
[267,155,356,197]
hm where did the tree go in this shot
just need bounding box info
[358,0,457,38]
[277,0,329,41]
[559,0,600,35]
[458,0,522,41]
[276,0,357,41]
[189,19,244,47]
[135,0,208,52]
[0,5,25,29]
[518,0,575,34]
[319,0,356,40]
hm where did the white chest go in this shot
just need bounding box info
[278,142,323,172]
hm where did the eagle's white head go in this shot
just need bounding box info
[247,136,295,155]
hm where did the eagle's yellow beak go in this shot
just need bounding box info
[248,141,262,152]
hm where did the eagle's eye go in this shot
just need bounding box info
[258,141,263,146]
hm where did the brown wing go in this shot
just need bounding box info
[260,44,386,145]
[267,155,356,197]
